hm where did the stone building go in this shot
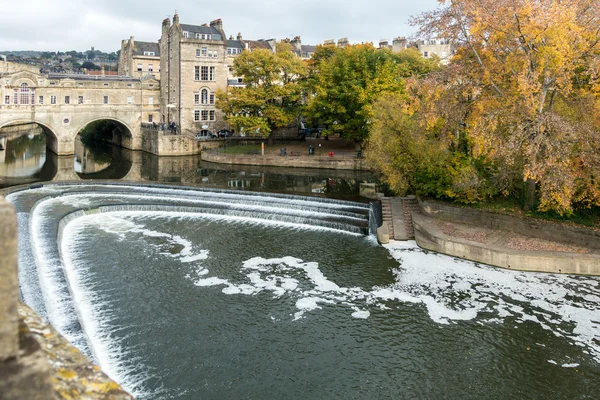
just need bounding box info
[118,37,161,80]
[416,39,453,64]
[157,14,286,135]
[159,15,231,134]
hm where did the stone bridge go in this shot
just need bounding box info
[0,68,160,155]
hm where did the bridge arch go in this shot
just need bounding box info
[72,117,135,144]
[73,118,135,180]
[0,119,60,154]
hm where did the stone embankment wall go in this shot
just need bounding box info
[201,151,371,170]
[141,128,206,156]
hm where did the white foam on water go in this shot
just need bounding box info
[182,240,600,364]
[548,360,557,365]
[382,241,600,363]
[351,307,370,319]
[561,363,580,368]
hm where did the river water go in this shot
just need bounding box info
[2,131,600,399]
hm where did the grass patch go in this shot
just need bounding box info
[219,144,262,155]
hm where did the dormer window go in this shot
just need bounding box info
[183,31,189,38]
[144,51,155,56]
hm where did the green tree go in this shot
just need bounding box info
[86,50,96,60]
[305,44,438,142]
[216,42,307,137]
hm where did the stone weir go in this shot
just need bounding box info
[1,182,379,397]
[0,195,133,399]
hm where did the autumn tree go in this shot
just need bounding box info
[399,0,600,214]
[305,44,438,142]
[216,42,307,137]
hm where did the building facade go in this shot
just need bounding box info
[118,37,161,80]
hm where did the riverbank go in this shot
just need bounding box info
[403,198,600,276]
[200,138,371,170]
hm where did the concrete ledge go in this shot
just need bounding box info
[419,199,600,250]
[201,151,371,170]
[413,213,600,276]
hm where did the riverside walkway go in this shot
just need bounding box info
[384,197,600,276]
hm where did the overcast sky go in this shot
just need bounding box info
[0,0,441,52]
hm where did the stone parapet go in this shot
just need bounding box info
[201,151,371,170]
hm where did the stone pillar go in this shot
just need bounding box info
[0,197,18,361]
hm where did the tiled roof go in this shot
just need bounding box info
[133,41,160,57]
[226,40,244,49]
[245,40,272,50]
[180,24,221,35]
[301,45,316,53]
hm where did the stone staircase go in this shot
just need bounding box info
[379,196,419,241]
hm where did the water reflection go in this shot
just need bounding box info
[1,135,380,199]
[74,137,112,174]
[0,127,57,188]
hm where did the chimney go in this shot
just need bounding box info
[338,37,349,48]
[173,12,179,25]
[237,32,243,41]
[210,18,222,30]
[379,39,389,48]
[392,36,407,53]
[290,36,302,53]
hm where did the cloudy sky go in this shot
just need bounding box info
[0,0,441,52]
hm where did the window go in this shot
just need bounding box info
[201,66,208,81]
[423,51,428,58]
[201,47,207,57]
[209,93,215,105]
[183,31,189,38]
[148,64,154,72]
[148,96,153,105]
[201,89,208,105]
[144,51,155,56]
[194,93,200,105]
[209,110,215,121]
[103,96,109,104]
[137,64,143,72]
[50,96,56,104]
[4,95,9,104]
[195,66,200,80]
[209,50,217,58]
[194,110,200,121]
[64,96,70,104]
[127,96,132,104]
[201,110,209,121]
[196,49,201,57]
[38,96,43,105]
[148,114,153,123]
[20,83,31,105]
[50,82,55,86]
[78,96,84,104]
[209,66,215,81]
[227,48,240,55]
